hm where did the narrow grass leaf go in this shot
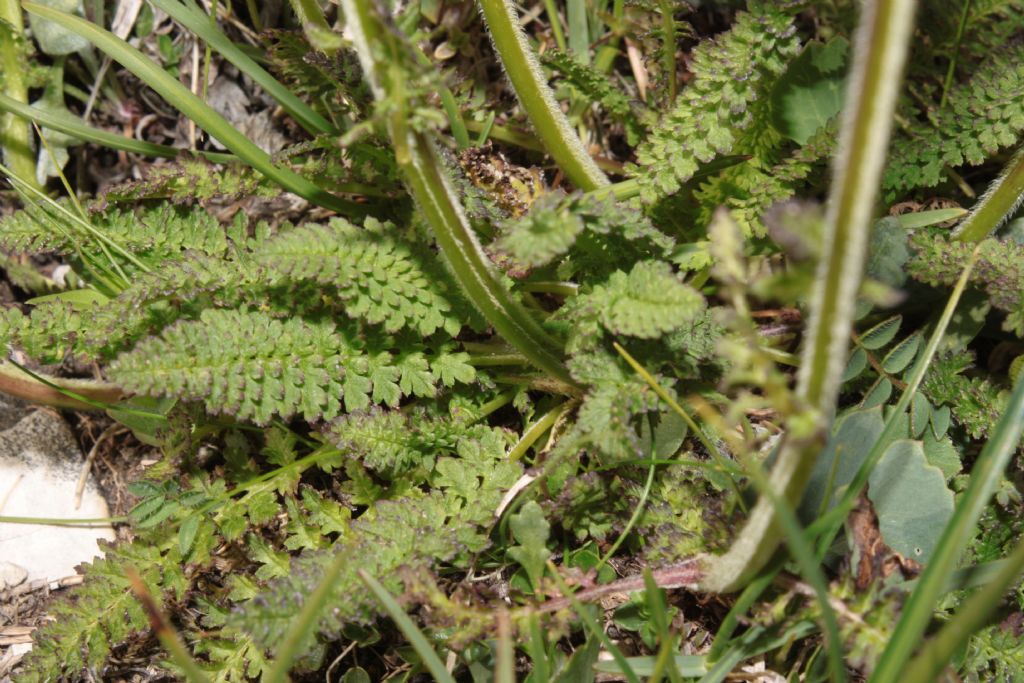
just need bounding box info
[902,534,1024,683]
[870,376,1024,683]
[151,0,335,136]
[22,2,364,215]
[358,570,457,683]
[547,561,641,683]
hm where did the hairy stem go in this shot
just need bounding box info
[0,0,39,189]
[952,146,1024,243]
[697,0,917,593]
[341,0,578,388]
[477,0,609,191]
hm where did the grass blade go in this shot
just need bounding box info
[358,570,457,683]
[22,2,365,216]
[150,0,335,136]
[0,91,223,159]
[869,375,1024,683]
[264,552,349,682]
[900,533,1024,683]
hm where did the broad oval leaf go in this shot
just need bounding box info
[178,514,201,556]
[868,439,954,563]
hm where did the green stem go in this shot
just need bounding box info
[697,0,917,594]
[477,0,609,190]
[952,146,1024,243]
[342,0,579,388]
[0,515,127,525]
[900,532,1024,683]
[937,0,970,112]
[658,0,676,104]
[0,0,39,190]
[870,376,1024,683]
[507,400,573,461]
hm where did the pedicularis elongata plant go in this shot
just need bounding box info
[4,0,1024,680]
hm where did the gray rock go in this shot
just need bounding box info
[0,394,29,433]
[0,407,115,583]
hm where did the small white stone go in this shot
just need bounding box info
[0,561,28,590]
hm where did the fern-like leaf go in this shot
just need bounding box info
[16,542,189,681]
[497,191,675,272]
[110,310,390,423]
[885,46,1024,199]
[230,426,520,654]
[633,5,801,203]
[907,231,1024,335]
[0,201,235,261]
[573,260,706,340]
[255,217,464,336]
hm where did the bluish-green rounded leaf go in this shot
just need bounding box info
[868,439,954,563]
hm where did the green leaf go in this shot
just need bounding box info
[922,432,961,479]
[598,261,705,339]
[882,333,921,374]
[341,668,372,683]
[910,392,931,438]
[506,501,552,590]
[770,37,849,144]
[178,515,200,556]
[930,404,952,440]
[859,315,902,350]
[27,0,90,55]
[894,208,967,229]
[869,439,955,563]
[861,377,893,409]
[432,351,476,387]
[498,192,585,266]
[842,347,868,382]
[247,490,279,526]
[866,218,912,289]
[799,408,885,522]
